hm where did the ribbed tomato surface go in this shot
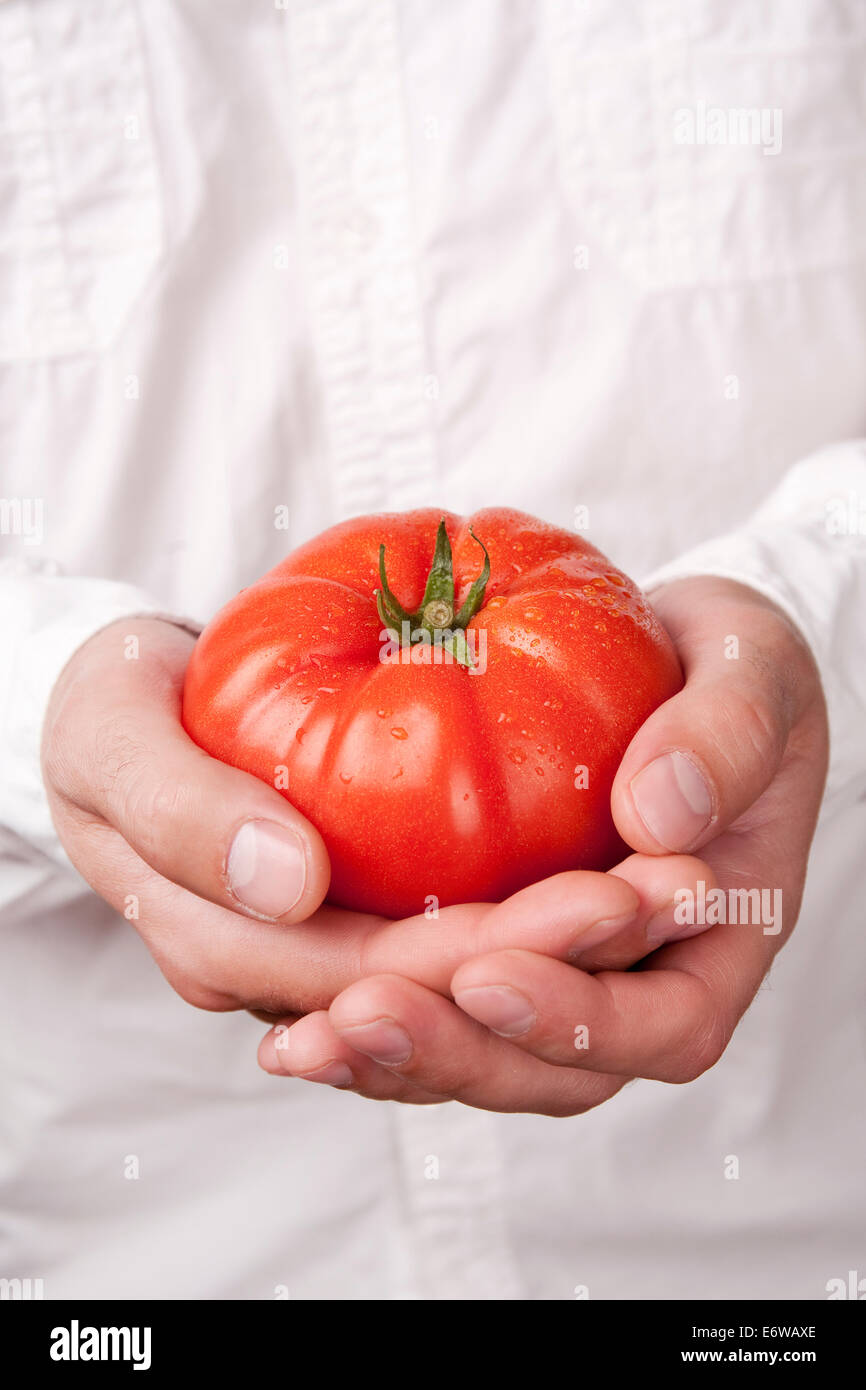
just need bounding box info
[182,508,682,917]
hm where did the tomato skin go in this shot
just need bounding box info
[182,508,682,918]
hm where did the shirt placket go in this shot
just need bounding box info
[390,1104,523,1300]
[286,0,438,519]
[286,0,521,1299]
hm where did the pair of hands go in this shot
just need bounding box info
[42,576,828,1115]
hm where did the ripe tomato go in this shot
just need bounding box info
[182,508,682,917]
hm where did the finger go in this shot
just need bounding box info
[257,1012,445,1104]
[612,578,820,854]
[44,618,331,922]
[358,868,639,990]
[328,974,626,1115]
[452,912,775,1082]
[49,812,380,1012]
[453,685,828,1078]
[60,806,716,1018]
[53,789,710,1018]
[473,853,720,974]
[356,856,713,993]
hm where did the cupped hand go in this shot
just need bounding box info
[42,617,689,1021]
[258,577,829,1113]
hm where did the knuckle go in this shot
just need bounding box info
[120,763,193,864]
[536,1072,615,1118]
[669,1008,728,1083]
[93,716,149,798]
[42,685,96,801]
[743,611,816,718]
[246,981,300,1018]
[711,685,784,785]
[164,964,236,1013]
[540,1096,594,1118]
[149,941,237,1013]
[739,686,784,762]
[42,737,79,805]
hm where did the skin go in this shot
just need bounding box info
[42,576,828,1115]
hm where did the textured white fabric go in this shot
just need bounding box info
[1,0,864,1300]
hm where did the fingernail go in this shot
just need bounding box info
[299,1061,354,1088]
[630,752,712,851]
[569,910,637,959]
[260,1029,296,1075]
[227,819,307,918]
[453,985,536,1037]
[339,1019,413,1065]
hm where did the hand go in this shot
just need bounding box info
[42,617,687,1024]
[258,578,829,1113]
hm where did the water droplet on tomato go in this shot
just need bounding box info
[390,727,408,740]
[300,694,313,705]
[295,729,305,744]
[508,748,526,765]
[535,767,545,777]
[339,771,352,784]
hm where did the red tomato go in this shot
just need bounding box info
[182,508,682,917]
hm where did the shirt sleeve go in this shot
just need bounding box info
[0,559,200,862]
[640,439,866,812]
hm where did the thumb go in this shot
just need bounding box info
[44,618,331,922]
[611,577,818,854]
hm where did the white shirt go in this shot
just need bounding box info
[1,0,865,1299]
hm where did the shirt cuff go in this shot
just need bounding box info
[0,566,200,861]
[639,440,866,811]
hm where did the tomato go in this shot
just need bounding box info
[182,508,682,917]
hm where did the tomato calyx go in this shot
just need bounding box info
[375,518,490,669]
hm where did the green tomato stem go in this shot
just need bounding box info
[374,518,490,669]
